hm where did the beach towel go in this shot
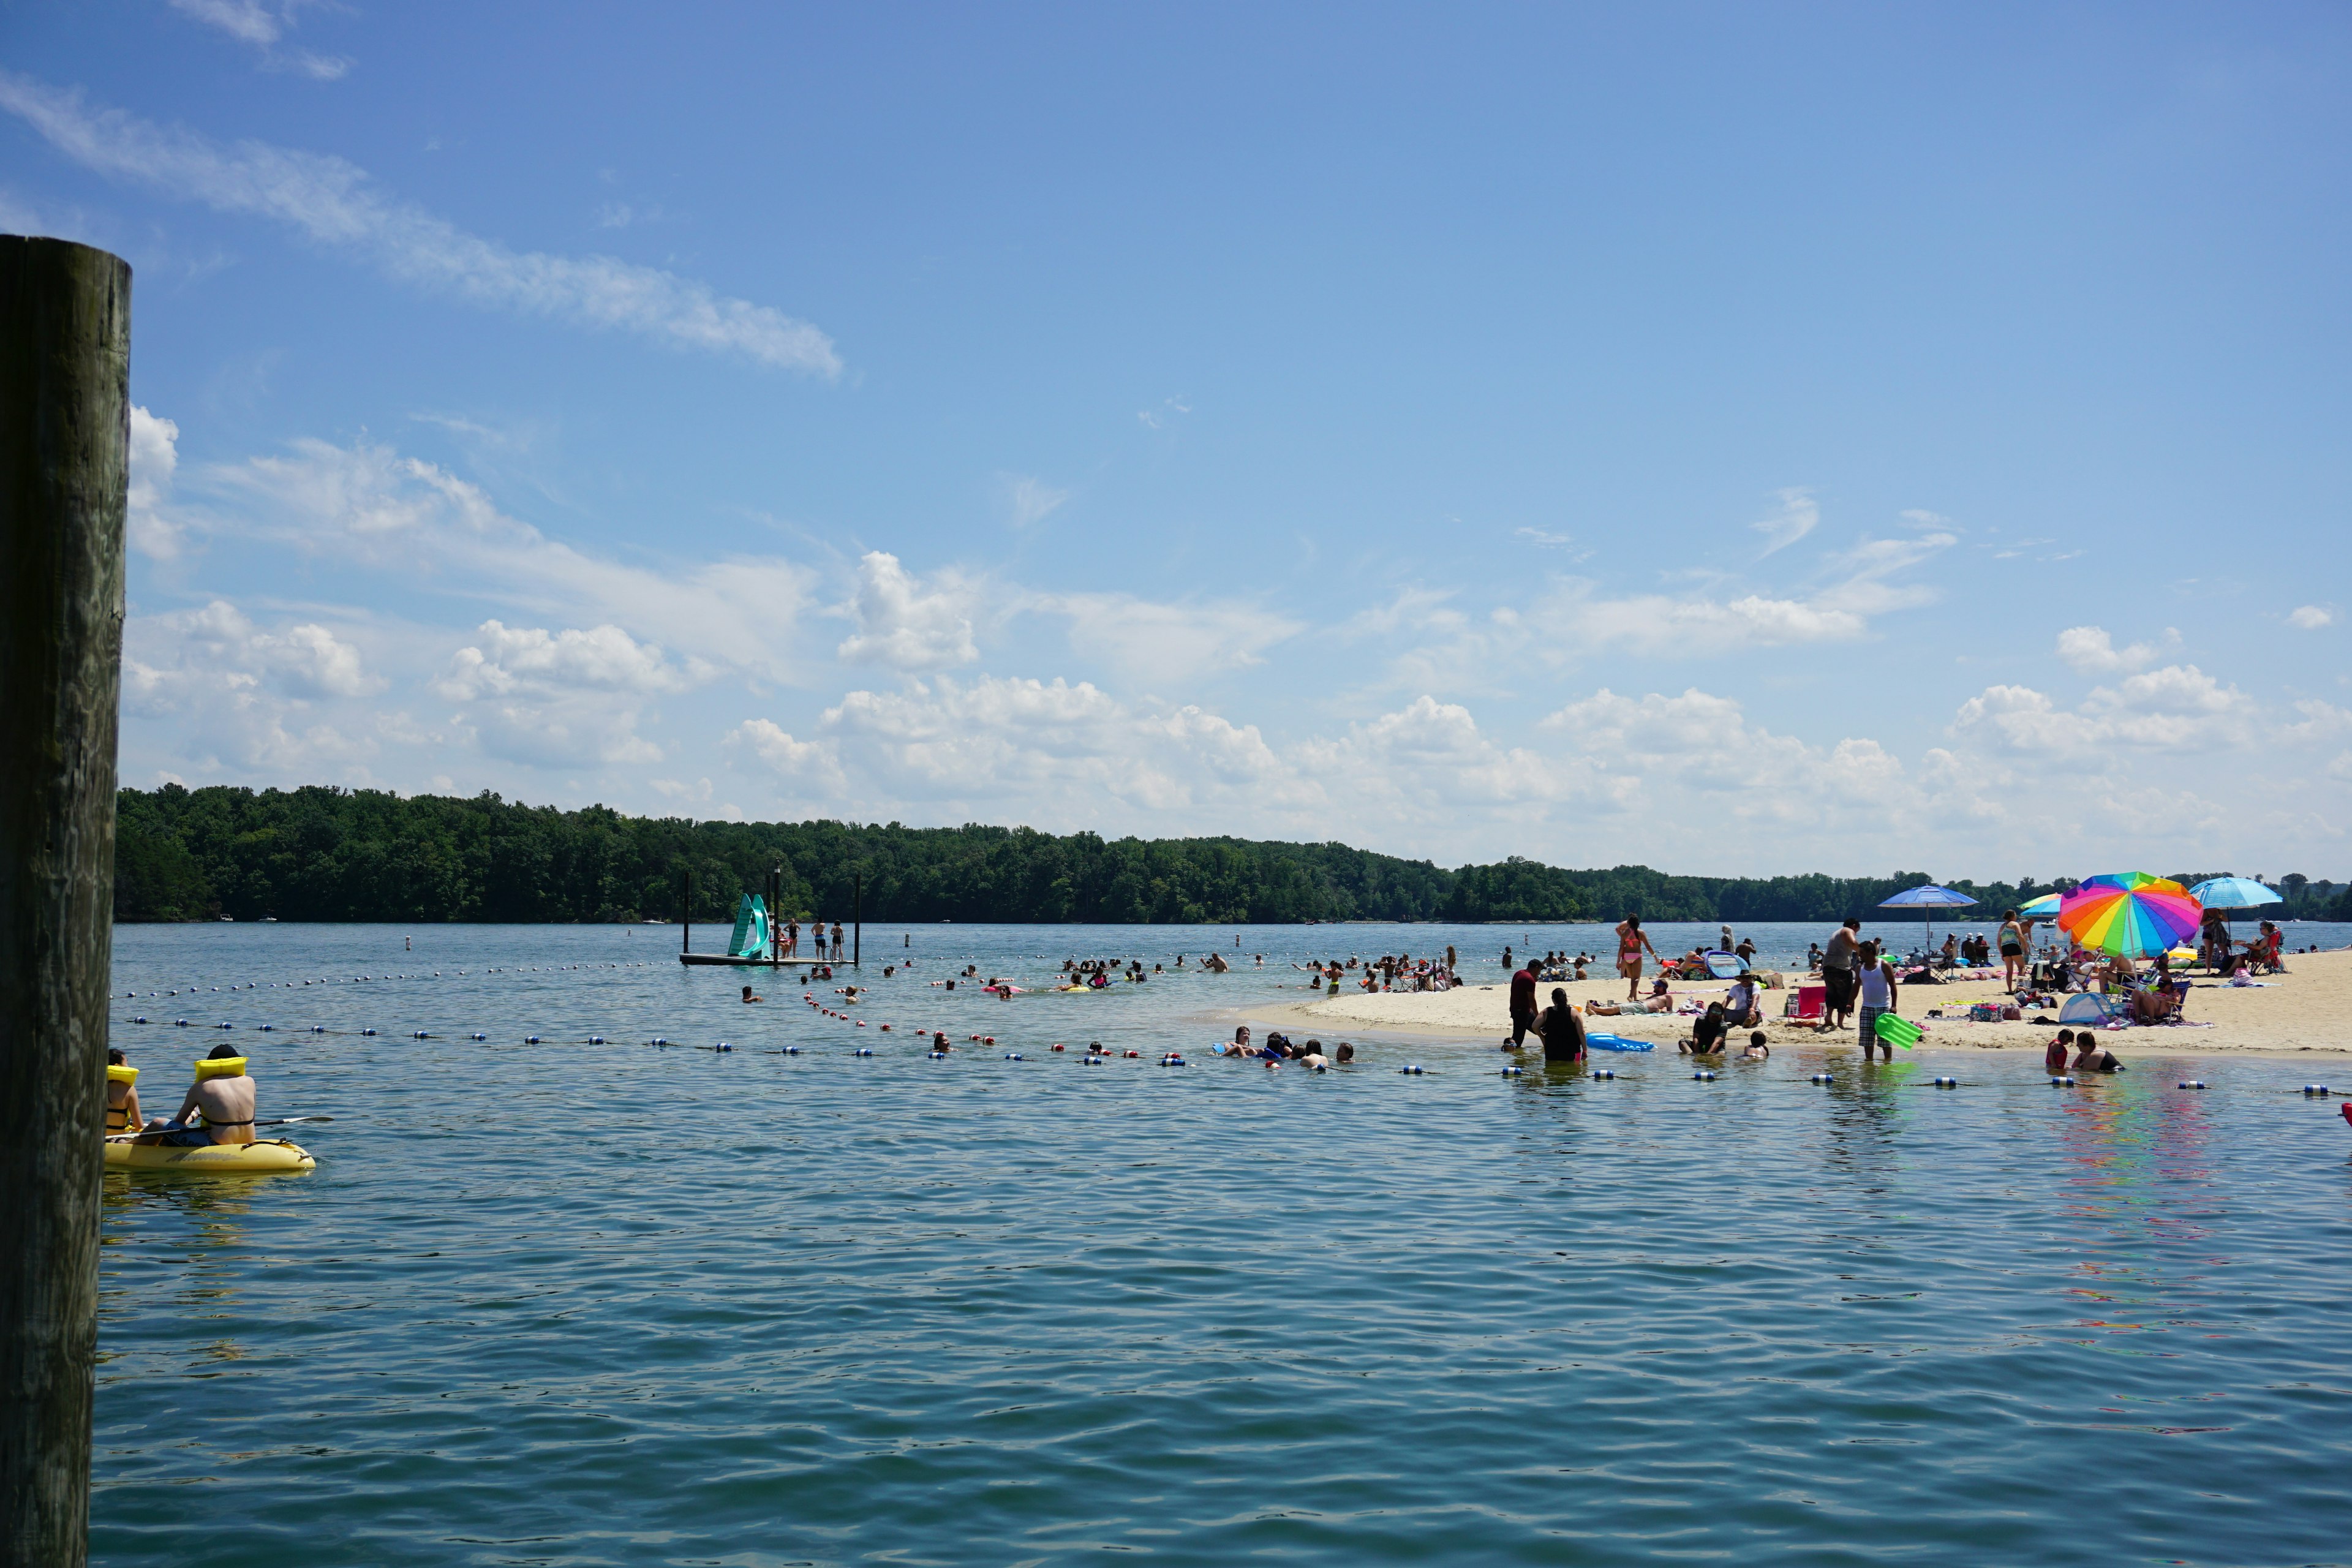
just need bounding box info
[1584,1033,1654,1052]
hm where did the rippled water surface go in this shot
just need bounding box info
[97,922,2352,1566]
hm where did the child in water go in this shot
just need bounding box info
[1741,1031,1769,1060]
[2044,1029,2073,1074]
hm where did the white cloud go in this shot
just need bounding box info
[166,1,352,78]
[1752,488,1819,554]
[1136,396,1191,430]
[428,622,695,769]
[2056,624,2164,674]
[1005,475,1070,529]
[122,599,382,776]
[195,435,812,679]
[1954,663,2255,754]
[433,621,692,700]
[2288,605,2336,631]
[127,404,183,558]
[1041,592,1303,682]
[0,73,835,372]
[732,675,1309,821]
[835,552,979,672]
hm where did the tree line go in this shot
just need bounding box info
[111,784,2351,927]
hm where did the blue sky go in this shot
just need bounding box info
[6,2,2348,878]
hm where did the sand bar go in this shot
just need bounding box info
[1245,948,2352,1058]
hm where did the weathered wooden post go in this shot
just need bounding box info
[0,236,132,1568]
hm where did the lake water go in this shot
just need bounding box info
[97,921,2352,1566]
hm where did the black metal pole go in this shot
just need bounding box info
[681,869,690,957]
[0,235,131,1568]
[853,872,862,969]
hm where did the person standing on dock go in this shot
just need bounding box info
[832,922,846,961]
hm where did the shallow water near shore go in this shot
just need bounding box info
[97,922,2352,1566]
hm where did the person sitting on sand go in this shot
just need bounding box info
[2045,1029,2075,1074]
[2071,1036,2124,1072]
[1724,973,1761,1028]
[1741,1031,1769,1060]
[1538,987,1585,1063]
[741,984,763,1003]
[105,1048,141,1134]
[138,1044,257,1147]
[1643,977,1675,1013]
[1682,1002,1729,1055]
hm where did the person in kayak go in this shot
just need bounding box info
[105,1048,142,1133]
[138,1044,257,1146]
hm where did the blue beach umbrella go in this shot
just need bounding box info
[2019,892,2062,919]
[2188,876,2282,959]
[1877,884,1979,949]
[2188,877,2282,911]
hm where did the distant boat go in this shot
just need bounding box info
[218,915,234,922]
[261,916,277,922]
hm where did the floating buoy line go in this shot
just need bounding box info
[107,969,2253,1098]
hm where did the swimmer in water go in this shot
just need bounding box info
[741,984,763,1003]
[2044,1029,2073,1074]
[2071,1036,2125,1073]
[1741,1030,1769,1060]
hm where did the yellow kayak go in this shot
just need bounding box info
[105,1137,315,1174]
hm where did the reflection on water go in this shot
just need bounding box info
[88,922,2352,1566]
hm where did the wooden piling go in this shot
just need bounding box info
[0,236,131,1568]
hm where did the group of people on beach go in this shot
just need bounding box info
[1297,948,1463,993]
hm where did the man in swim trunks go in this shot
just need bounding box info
[139,1044,257,1146]
[1509,959,1540,1046]
[1821,919,1861,1033]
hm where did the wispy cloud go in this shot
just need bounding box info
[1004,474,1071,529]
[1752,487,1820,554]
[165,1,352,80]
[1137,396,1191,431]
[0,72,840,374]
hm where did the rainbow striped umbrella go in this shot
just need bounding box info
[2058,873,2203,959]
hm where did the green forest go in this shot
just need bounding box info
[111,783,2352,927]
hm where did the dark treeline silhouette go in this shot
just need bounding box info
[112,784,2348,926]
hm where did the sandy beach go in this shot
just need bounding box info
[1246,948,2352,1057]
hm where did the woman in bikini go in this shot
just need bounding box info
[1616,914,1660,1002]
[1997,910,2028,991]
